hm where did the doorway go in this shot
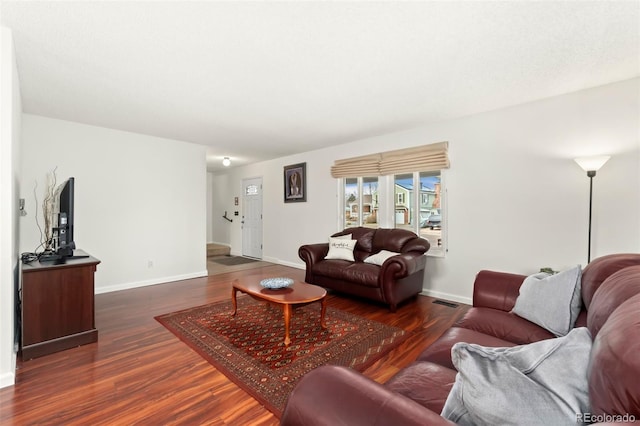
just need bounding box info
[241,177,263,259]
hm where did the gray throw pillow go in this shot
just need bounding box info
[441,327,592,426]
[512,265,582,336]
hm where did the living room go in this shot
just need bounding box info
[1,1,639,423]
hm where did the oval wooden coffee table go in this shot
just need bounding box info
[231,278,327,346]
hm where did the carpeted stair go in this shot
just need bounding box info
[207,243,231,257]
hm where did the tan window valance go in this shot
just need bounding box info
[330,153,381,178]
[331,141,449,178]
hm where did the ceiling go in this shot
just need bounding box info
[2,1,639,171]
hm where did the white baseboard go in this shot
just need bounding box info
[0,371,15,389]
[93,261,471,306]
[95,270,209,294]
[420,289,472,306]
[251,257,471,304]
[262,256,305,270]
[228,254,305,272]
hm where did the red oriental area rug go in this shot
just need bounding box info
[155,296,409,417]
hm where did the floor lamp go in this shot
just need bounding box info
[574,155,610,264]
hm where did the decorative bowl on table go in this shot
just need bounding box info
[260,277,294,289]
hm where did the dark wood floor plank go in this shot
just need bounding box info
[0,263,468,425]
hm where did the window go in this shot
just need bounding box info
[341,172,445,256]
[245,184,259,195]
[394,173,412,228]
[343,177,379,229]
[333,142,449,257]
[394,171,443,256]
[344,178,358,228]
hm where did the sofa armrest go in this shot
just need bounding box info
[298,243,329,265]
[281,365,454,426]
[298,244,329,282]
[473,270,526,311]
[381,253,427,279]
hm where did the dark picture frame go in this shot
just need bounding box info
[284,162,306,203]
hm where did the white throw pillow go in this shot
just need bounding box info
[332,233,352,240]
[441,327,592,426]
[364,250,400,266]
[511,265,582,336]
[324,237,357,261]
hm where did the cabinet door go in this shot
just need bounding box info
[22,266,95,346]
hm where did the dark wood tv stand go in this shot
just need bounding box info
[20,251,100,359]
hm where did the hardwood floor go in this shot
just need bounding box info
[0,263,469,425]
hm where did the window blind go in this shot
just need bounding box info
[330,153,382,178]
[330,141,449,178]
[379,141,449,175]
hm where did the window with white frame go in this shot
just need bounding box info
[332,142,449,257]
[394,171,443,255]
[343,177,379,229]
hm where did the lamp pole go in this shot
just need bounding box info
[587,170,595,264]
[574,155,610,265]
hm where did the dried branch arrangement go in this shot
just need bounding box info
[41,168,57,252]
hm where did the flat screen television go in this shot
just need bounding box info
[53,177,75,257]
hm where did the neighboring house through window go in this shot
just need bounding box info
[395,171,443,255]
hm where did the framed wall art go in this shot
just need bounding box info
[284,162,306,203]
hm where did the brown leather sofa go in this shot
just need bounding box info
[298,227,430,312]
[281,253,640,425]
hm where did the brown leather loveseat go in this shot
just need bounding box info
[298,227,430,312]
[281,254,640,425]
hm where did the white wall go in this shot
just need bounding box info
[20,115,208,293]
[0,27,22,388]
[211,78,640,303]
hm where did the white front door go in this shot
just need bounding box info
[242,177,263,259]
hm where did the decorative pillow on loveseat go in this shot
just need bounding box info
[324,237,357,261]
[511,265,582,336]
[364,250,400,266]
[441,327,592,426]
